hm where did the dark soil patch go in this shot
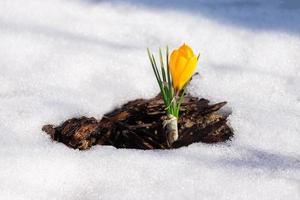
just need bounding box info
[42,94,233,150]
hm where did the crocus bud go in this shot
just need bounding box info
[169,44,198,91]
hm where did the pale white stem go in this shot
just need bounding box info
[163,114,178,147]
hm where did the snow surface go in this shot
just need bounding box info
[0,0,300,199]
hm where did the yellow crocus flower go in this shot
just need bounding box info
[170,44,198,91]
[147,45,200,145]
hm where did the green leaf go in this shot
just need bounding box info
[175,86,187,117]
[147,49,161,86]
[166,46,173,104]
[150,51,169,110]
[159,48,166,83]
[151,54,162,83]
[159,48,170,104]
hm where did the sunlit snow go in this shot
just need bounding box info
[0,0,299,199]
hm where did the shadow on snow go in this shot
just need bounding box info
[85,0,300,34]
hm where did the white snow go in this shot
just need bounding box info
[0,0,300,199]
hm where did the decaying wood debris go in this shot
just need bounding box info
[42,95,233,150]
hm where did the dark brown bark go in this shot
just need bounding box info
[42,94,233,150]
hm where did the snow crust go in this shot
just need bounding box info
[0,0,299,199]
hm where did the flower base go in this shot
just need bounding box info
[42,94,233,150]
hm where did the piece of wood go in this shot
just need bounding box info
[42,95,233,150]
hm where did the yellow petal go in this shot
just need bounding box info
[169,50,179,90]
[178,44,195,59]
[175,56,188,72]
[177,56,198,90]
[169,49,179,73]
[172,56,188,90]
[169,43,198,91]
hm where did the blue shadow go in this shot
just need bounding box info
[84,0,300,34]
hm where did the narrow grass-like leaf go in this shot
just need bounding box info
[151,53,169,109]
[147,49,168,106]
[159,48,166,83]
[151,54,162,84]
[166,46,173,104]
[159,48,170,104]
[175,86,187,117]
[147,49,161,86]
[153,53,170,104]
